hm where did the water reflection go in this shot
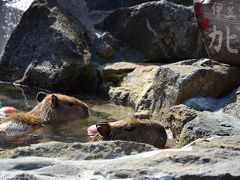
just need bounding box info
[0,83,134,149]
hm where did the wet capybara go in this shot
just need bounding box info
[92,119,167,148]
[0,92,89,136]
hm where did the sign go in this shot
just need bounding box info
[194,0,240,65]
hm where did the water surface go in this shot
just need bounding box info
[0,82,134,149]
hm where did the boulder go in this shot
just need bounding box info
[89,10,111,26]
[92,31,146,63]
[184,96,224,111]
[179,111,240,146]
[100,62,159,112]
[167,0,193,6]
[179,86,240,121]
[85,0,157,11]
[0,0,96,93]
[95,32,119,60]
[100,1,206,63]
[0,140,156,160]
[162,104,198,140]
[151,59,240,120]
[221,87,240,120]
[1,136,240,179]
[100,62,139,85]
[87,0,159,28]
[0,2,23,56]
[97,43,116,60]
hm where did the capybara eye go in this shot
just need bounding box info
[68,102,74,107]
[124,126,135,132]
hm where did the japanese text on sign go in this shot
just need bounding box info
[209,1,239,54]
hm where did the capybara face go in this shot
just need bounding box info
[30,92,89,124]
[93,119,167,148]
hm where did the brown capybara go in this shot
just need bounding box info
[92,119,167,148]
[0,92,89,136]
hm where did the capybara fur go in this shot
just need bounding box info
[0,92,89,136]
[93,119,167,148]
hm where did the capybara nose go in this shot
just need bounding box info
[0,107,18,115]
[87,124,97,137]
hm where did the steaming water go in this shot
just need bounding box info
[0,83,134,149]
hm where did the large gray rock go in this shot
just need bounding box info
[100,1,206,63]
[221,87,240,119]
[85,0,157,11]
[162,104,198,140]
[168,0,193,6]
[0,0,96,93]
[179,111,240,146]
[100,62,139,85]
[0,2,23,56]
[1,136,240,179]
[0,141,156,160]
[92,31,147,64]
[95,32,119,60]
[87,0,158,30]
[152,59,240,120]
[100,62,159,115]
[182,86,240,120]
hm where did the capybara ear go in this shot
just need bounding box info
[96,121,111,137]
[36,92,48,103]
[51,95,59,109]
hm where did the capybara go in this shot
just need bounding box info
[0,92,89,136]
[92,119,167,148]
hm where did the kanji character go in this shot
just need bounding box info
[209,25,223,53]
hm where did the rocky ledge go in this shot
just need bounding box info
[0,136,240,179]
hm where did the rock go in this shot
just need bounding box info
[0,2,23,56]
[89,10,111,26]
[92,31,146,63]
[162,104,198,140]
[1,136,240,179]
[97,42,116,60]
[133,110,151,119]
[100,1,206,63]
[167,0,193,6]
[85,0,158,11]
[3,173,40,180]
[179,111,240,146]
[183,84,240,112]
[221,87,240,120]
[151,59,240,120]
[184,96,224,111]
[96,32,118,60]
[0,140,156,159]
[182,86,240,120]
[100,62,159,111]
[0,0,96,93]
[87,0,159,27]
[100,62,139,85]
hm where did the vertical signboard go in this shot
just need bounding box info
[194,0,240,65]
